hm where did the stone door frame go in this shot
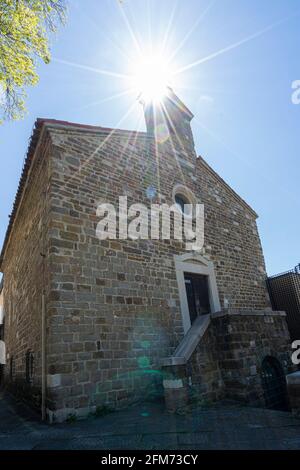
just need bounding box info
[174,252,221,334]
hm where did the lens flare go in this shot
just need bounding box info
[131,55,173,103]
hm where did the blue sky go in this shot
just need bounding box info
[0,0,299,275]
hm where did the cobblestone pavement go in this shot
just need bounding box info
[1,393,300,450]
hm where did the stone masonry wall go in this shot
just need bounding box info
[162,311,293,412]
[213,311,293,406]
[195,157,269,310]
[188,321,224,403]
[184,311,293,408]
[43,123,271,420]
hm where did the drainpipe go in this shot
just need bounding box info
[40,141,50,422]
[41,189,48,421]
[41,292,46,421]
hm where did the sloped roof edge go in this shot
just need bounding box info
[196,156,258,218]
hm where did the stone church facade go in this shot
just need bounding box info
[0,89,293,421]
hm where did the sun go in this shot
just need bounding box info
[131,54,173,103]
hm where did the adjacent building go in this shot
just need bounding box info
[267,265,300,341]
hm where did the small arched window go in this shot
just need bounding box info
[175,193,191,215]
[173,185,196,217]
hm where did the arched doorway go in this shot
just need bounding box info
[261,356,289,411]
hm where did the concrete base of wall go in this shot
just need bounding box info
[46,405,97,424]
[162,364,190,413]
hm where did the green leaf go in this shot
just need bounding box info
[0,0,67,121]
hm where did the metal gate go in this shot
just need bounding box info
[261,356,289,411]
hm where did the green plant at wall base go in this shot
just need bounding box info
[189,388,213,409]
[0,0,66,121]
[94,404,115,417]
[66,413,77,423]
